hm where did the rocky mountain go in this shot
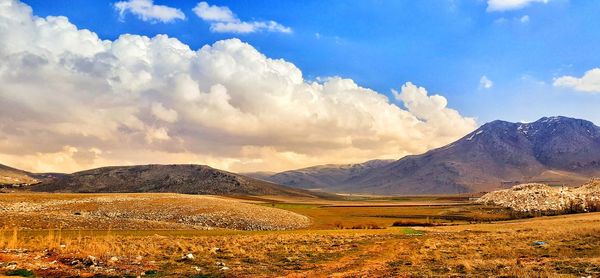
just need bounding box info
[0,163,40,186]
[260,116,600,194]
[31,164,326,197]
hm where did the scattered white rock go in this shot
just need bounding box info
[87,255,97,263]
[477,179,600,212]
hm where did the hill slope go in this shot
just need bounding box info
[261,116,600,194]
[32,164,324,197]
[0,164,39,186]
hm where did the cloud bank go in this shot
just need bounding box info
[0,0,475,173]
[192,1,291,34]
[487,0,549,12]
[114,0,185,23]
[553,68,600,93]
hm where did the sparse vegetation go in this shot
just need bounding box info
[1,192,599,277]
[1,212,599,277]
[5,269,35,277]
[0,193,310,230]
[391,219,441,227]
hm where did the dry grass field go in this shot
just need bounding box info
[0,192,599,277]
[0,193,310,230]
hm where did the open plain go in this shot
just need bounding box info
[1,192,599,277]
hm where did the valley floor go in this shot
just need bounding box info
[0,193,599,277]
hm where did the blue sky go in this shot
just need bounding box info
[21,0,600,125]
[2,0,600,172]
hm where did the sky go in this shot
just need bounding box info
[0,0,599,173]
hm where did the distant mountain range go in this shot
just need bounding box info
[1,164,326,198]
[3,116,599,195]
[255,117,600,194]
[246,159,394,189]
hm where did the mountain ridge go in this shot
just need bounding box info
[246,159,395,190]
[259,116,600,194]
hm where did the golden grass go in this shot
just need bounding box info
[261,202,512,229]
[1,193,599,277]
[0,192,310,230]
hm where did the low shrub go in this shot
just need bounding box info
[391,220,440,227]
[350,223,384,229]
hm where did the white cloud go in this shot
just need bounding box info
[210,21,291,34]
[192,1,235,22]
[553,68,600,93]
[151,102,179,123]
[487,0,549,12]
[479,75,494,89]
[393,83,476,137]
[114,0,185,23]
[494,15,530,25]
[192,1,291,34]
[0,0,475,173]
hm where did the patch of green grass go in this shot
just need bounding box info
[5,269,35,277]
[143,270,159,276]
[396,227,425,236]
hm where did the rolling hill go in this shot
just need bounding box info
[30,164,327,198]
[0,163,40,186]
[260,116,600,194]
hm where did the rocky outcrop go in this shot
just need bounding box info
[477,179,600,213]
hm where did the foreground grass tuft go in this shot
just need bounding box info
[5,269,34,277]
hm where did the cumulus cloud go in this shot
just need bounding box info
[114,0,185,23]
[487,0,549,12]
[553,68,600,93]
[393,83,476,137]
[479,75,494,89]
[192,1,291,34]
[151,102,179,123]
[192,1,236,22]
[0,0,475,173]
